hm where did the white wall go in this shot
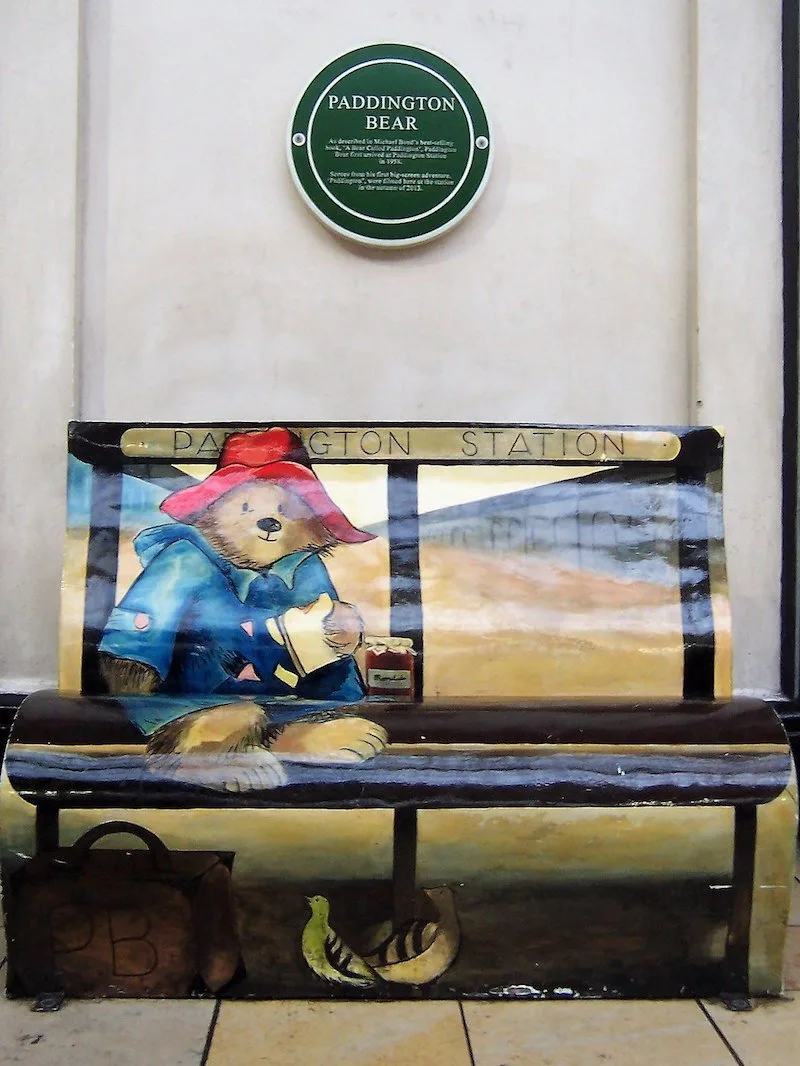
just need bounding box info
[0,0,786,695]
[0,1,80,691]
[695,1,785,693]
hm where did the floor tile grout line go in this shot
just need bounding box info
[457,1000,477,1066]
[696,1000,746,1066]
[198,998,221,1066]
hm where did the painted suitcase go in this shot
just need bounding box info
[6,821,241,997]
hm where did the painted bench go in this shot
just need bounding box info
[1,421,796,1002]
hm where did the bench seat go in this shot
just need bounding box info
[6,693,792,813]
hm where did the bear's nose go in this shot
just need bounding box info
[257,517,282,533]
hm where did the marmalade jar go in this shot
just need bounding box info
[364,636,416,700]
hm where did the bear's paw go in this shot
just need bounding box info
[145,749,286,793]
[270,716,388,763]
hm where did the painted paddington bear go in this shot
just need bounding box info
[99,428,386,790]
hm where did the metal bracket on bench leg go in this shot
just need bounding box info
[719,991,754,1012]
[392,806,418,925]
[722,804,757,1008]
[32,990,66,1013]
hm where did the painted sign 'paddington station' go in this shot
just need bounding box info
[119,425,682,463]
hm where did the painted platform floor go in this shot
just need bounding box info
[0,850,797,1065]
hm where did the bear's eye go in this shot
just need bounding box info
[277,504,285,517]
[241,502,251,513]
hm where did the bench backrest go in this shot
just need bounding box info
[61,422,731,703]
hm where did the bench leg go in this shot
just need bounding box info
[392,807,418,925]
[35,802,60,853]
[723,804,757,1003]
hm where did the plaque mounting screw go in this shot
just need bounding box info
[292,133,306,147]
[475,136,489,149]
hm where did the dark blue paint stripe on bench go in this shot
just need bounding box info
[6,749,791,810]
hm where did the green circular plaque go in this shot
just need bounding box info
[287,44,492,247]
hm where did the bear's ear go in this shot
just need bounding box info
[299,515,338,556]
[312,529,338,556]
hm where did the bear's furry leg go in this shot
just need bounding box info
[145,702,286,793]
[144,702,388,792]
[147,702,280,755]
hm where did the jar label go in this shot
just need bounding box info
[367,669,412,690]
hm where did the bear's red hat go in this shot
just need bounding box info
[160,428,376,544]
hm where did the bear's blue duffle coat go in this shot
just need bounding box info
[99,522,366,734]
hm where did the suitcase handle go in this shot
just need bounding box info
[67,820,172,872]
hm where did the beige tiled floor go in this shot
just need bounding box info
[0,856,798,1066]
[704,997,800,1063]
[0,999,215,1066]
[207,1001,473,1066]
[463,1000,739,1066]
